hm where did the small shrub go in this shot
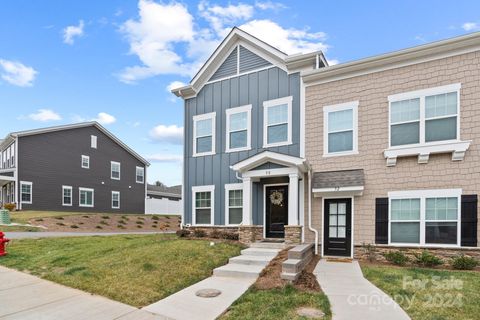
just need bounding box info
[117,225,125,229]
[166,216,171,219]
[55,217,64,220]
[221,231,239,241]
[415,250,443,267]
[4,203,16,211]
[70,225,79,229]
[118,220,126,225]
[100,220,109,226]
[151,215,160,221]
[79,222,84,225]
[193,229,207,237]
[451,255,478,270]
[121,216,130,221]
[384,251,409,266]
[176,229,191,237]
[137,225,143,229]
[210,229,222,239]
[152,224,158,228]
[35,218,44,222]
[136,221,144,225]
[137,217,145,220]
[101,215,110,219]
[362,243,377,262]
[82,215,90,218]
[56,222,66,226]
[95,225,103,229]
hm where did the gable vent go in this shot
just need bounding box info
[239,45,271,73]
[209,47,238,81]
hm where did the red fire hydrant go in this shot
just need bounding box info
[0,232,10,256]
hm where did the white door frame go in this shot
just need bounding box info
[321,196,355,259]
[263,183,289,239]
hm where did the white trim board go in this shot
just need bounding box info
[263,96,293,148]
[323,101,359,157]
[193,112,216,157]
[225,104,252,153]
[224,183,243,226]
[192,185,215,226]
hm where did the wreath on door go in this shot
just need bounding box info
[270,190,284,206]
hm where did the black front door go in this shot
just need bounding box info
[265,185,288,238]
[324,198,352,256]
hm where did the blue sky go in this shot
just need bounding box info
[0,0,479,186]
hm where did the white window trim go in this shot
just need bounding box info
[79,187,94,208]
[387,83,462,149]
[91,135,97,149]
[323,101,359,157]
[62,185,73,206]
[112,191,120,209]
[20,181,32,204]
[263,96,293,148]
[193,112,216,157]
[192,185,215,226]
[225,105,252,153]
[81,155,90,169]
[136,166,145,184]
[111,161,121,180]
[224,183,243,226]
[387,188,462,248]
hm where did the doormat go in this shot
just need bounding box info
[325,258,353,263]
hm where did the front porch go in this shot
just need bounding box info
[0,172,16,208]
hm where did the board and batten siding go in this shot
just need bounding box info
[17,126,146,214]
[184,67,301,225]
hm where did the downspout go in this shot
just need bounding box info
[307,163,319,254]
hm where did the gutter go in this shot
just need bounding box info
[307,163,319,255]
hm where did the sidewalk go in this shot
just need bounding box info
[314,259,410,320]
[0,266,169,320]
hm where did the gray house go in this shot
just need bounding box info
[0,122,149,214]
[172,28,326,242]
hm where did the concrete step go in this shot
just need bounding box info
[240,248,280,257]
[229,255,271,266]
[213,263,265,279]
[282,258,304,274]
[288,243,314,260]
[280,272,299,282]
[249,242,286,249]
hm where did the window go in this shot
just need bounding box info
[193,112,215,157]
[263,96,293,147]
[111,161,121,180]
[10,144,14,167]
[79,188,94,207]
[328,202,347,238]
[389,84,460,147]
[225,184,243,225]
[62,186,72,206]
[323,101,358,156]
[20,181,32,204]
[388,189,461,246]
[192,185,214,225]
[81,155,90,169]
[136,166,145,183]
[91,135,97,149]
[226,105,251,152]
[112,191,120,209]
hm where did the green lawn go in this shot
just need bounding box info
[362,264,480,320]
[222,286,331,320]
[9,210,96,224]
[0,234,242,307]
[0,225,41,232]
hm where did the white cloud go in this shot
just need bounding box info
[147,154,183,163]
[27,109,62,122]
[0,59,37,87]
[462,22,479,31]
[199,1,254,34]
[149,124,183,144]
[167,81,186,92]
[327,58,339,66]
[92,112,116,125]
[255,1,287,11]
[63,20,85,45]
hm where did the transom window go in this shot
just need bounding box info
[112,191,120,209]
[389,84,460,147]
[193,113,215,156]
[192,185,214,225]
[79,188,94,207]
[20,181,32,204]
[136,166,145,183]
[81,155,90,169]
[225,184,243,225]
[263,96,293,147]
[62,186,72,206]
[111,161,121,180]
[324,101,358,156]
[389,189,461,246]
[226,105,251,152]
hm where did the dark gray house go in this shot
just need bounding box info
[172,28,326,242]
[0,122,149,214]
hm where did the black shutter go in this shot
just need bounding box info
[375,198,389,244]
[461,195,477,247]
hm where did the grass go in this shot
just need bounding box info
[0,234,242,307]
[9,211,86,224]
[362,264,480,320]
[0,225,41,232]
[222,286,331,320]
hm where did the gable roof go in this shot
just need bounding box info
[230,151,308,173]
[2,122,150,165]
[147,184,182,198]
[172,27,327,99]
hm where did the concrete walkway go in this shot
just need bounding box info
[0,266,168,320]
[4,231,174,239]
[144,243,282,320]
[314,259,410,320]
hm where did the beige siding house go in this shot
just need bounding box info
[302,32,480,258]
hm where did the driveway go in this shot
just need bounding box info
[0,266,170,319]
[4,231,175,239]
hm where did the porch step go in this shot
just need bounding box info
[249,242,286,249]
[240,248,280,257]
[213,263,265,278]
[229,255,271,266]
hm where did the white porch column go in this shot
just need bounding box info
[288,173,299,225]
[242,177,253,225]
